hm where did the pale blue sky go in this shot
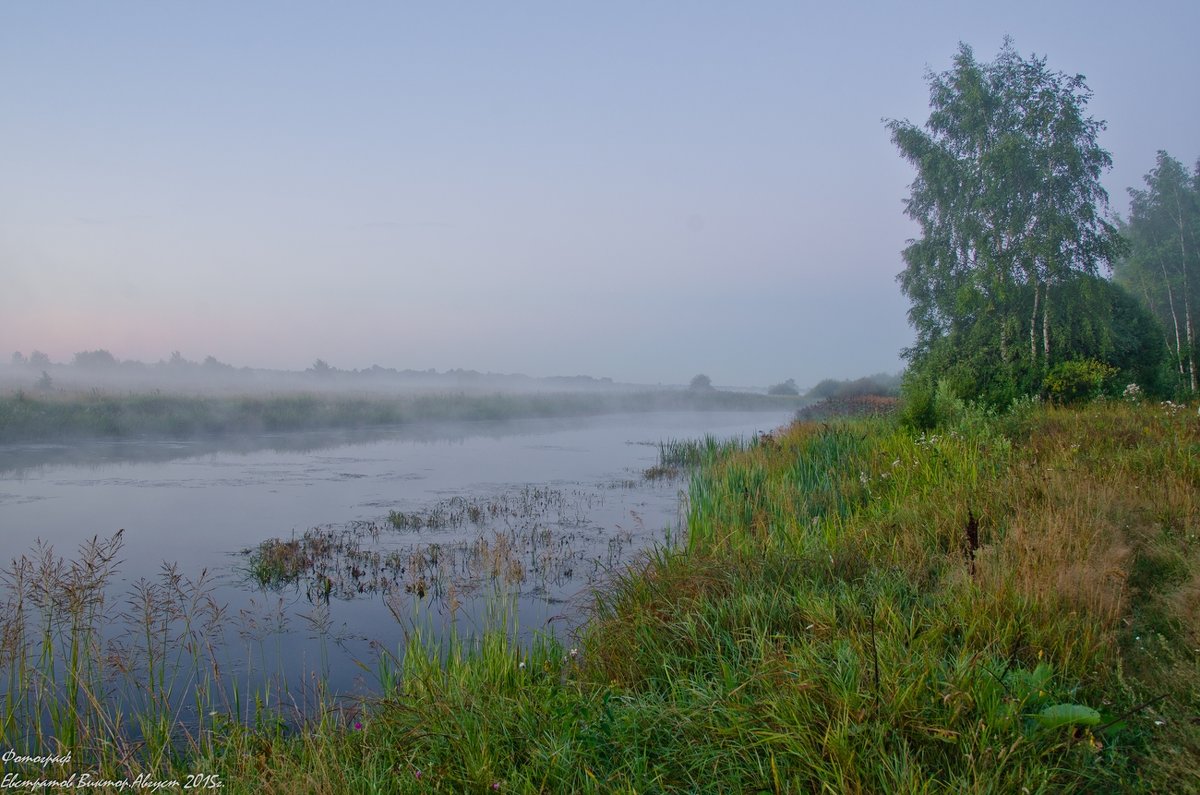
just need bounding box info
[2,2,1197,386]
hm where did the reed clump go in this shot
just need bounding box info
[0,531,233,782]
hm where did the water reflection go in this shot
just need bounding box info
[0,415,599,477]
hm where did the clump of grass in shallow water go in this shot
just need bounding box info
[387,487,593,531]
[247,537,312,587]
[643,434,750,481]
[245,486,611,606]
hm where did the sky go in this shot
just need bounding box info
[2,2,1198,387]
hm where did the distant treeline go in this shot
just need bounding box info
[5,350,625,395]
[0,389,800,444]
[805,372,902,400]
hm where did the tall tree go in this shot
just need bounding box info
[1114,152,1200,394]
[887,40,1123,403]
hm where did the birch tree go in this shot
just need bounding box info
[1114,152,1200,395]
[887,41,1122,403]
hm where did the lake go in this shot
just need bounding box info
[0,409,793,715]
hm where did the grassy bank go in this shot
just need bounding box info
[2,400,1196,792]
[0,389,799,444]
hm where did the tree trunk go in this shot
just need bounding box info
[1042,285,1051,362]
[1184,271,1197,394]
[1175,186,1197,393]
[1159,253,1186,379]
[1030,281,1040,365]
[1187,299,1197,394]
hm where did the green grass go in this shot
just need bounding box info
[2,399,1197,792]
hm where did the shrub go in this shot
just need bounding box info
[898,374,937,430]
[1042,359,1118,403]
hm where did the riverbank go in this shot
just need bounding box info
[3,399,1196,792]
[0,388,801,444]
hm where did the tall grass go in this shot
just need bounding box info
[0,532,235,776]
[643,434,748,480]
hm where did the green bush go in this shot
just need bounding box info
[898,375,937,430]
[1042,359,1117,403]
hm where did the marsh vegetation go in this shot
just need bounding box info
[1,400,1196,792]
[246,486,621,605]
[0,388,801,444]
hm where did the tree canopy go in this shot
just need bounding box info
[767,378,800,396]
[73,349,119,368]
[888,40,1131,406]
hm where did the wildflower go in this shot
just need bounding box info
[569,648,578,658]
[518,661,526,670]
[354,721,363,730]
[414,770,422,780]
[492,784,501,791]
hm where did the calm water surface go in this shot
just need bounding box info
[0,410,792,701]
